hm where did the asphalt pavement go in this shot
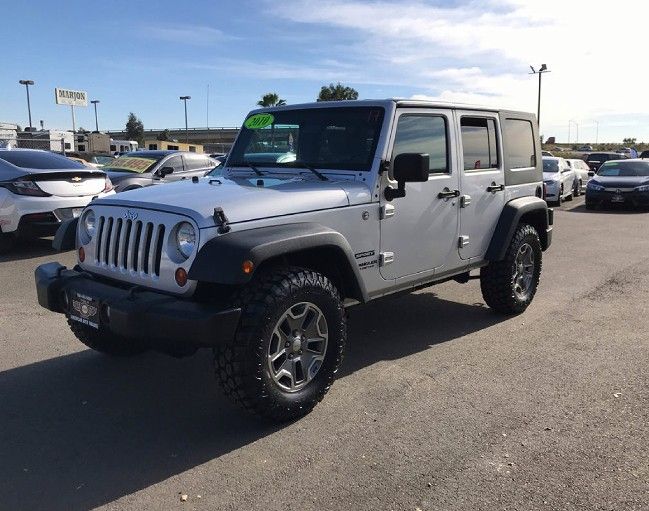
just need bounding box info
[1,196,648,511]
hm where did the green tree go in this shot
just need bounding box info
[622,137,637,146]
[157,128,171,141]
[257,93,286,107]
[317,82,359,102]
[125,112,144,143]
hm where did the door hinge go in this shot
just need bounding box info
[459,236,470,248]
[379,251,394,266]
[380,203,396,219]
[460,195,471,208]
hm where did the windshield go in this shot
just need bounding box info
[228,107,385,172]
[543,159,559,172]
[0,150,86,170]
[598,161,649,177]
[94,155,115,165]
[103,155,160,173]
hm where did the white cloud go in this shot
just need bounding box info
[139,23,232,45]
[272,0,649,140]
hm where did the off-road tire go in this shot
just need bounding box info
[67,318,148,356]
[480,223,542,314]
[214,267,346,422]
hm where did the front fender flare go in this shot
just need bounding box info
[188,222,368,302]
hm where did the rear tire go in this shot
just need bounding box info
[67,319,148,356]
[214,267,346,422]
[480,223,542,315]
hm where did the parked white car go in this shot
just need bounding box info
[543,156,576,204]
[566,158,591,195]
[0,149,115,252]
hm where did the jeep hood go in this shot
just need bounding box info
[95,176,372,228]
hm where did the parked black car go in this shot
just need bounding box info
[640,150,649,159]
[586,159,649,209]
[102,151,217,192]
[585,152,628,173]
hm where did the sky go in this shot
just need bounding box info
[2,0,648,143]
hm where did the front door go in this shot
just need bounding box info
[457,112,505,260]
[379,109,460,280]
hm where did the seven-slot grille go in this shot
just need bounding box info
[94,215,165,277]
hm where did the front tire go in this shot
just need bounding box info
[214,267,346,422]
[67,319,148,356]
[480,223,542,314]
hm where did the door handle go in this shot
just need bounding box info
[438,188,460,199]
[487,183,505,192]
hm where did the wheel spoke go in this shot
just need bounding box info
[267,301,329,393]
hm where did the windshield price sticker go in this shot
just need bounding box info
[109,157,156,173]
[244,113,275,130]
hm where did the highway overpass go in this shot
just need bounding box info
[107,127,240,153]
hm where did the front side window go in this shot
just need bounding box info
[461,117,499,170]
[505,119,536,169]
[229,107,385,172]
[392,114,448,174]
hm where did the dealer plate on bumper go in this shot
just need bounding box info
[611,194,625,203]
[69,292,100,329]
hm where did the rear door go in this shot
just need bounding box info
[457,112,505,260]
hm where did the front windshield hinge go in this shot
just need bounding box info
[380,160,391,174]
[213,207,231,234]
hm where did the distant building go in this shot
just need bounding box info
[143,139,203,153]
[0,122,18,148]
[74,132,112,154]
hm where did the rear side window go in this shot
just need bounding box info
[460,117,499,170]
[504,119,536,169]
[184,155,210,170]
[392,115,448,174]
[0,150,86,169]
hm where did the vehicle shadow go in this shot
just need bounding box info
[0,291,503,511]
[564,203,649,215]
[0,237,64,263]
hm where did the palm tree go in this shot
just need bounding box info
[317,83,359,102]
[257,93,287,107]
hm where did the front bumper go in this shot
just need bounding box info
[586,189,649,208]
[35,262,241,348]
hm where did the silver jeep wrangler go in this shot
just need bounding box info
[35,99,552,421]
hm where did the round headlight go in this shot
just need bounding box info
[82,209,96,238]
[176,222,196,259]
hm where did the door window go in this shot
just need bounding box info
[392,115,448,174]
[504,119,536,168]
[460,117,499,170]
[163,155,184,173]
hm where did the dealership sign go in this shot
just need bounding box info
[54,88,88,107]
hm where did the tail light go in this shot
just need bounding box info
[103,176,114,192]
[6,179,51,197]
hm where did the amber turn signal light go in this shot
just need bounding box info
[175,267,188,287]
[78,246,85,262]
[242,260,254,274]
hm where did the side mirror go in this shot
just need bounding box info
[157,166,174,178]
[385,153,429,200]
[588,171,595,177]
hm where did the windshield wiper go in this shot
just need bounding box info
[231,162,264,176]
[283,161,328,181]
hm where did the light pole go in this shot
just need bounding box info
[529,64,550,128]
[180,96,191,143]
[594,120,599,145]
[91,100,100,132]
[19,79,34,130]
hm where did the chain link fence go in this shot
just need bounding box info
[0,136,70,153]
